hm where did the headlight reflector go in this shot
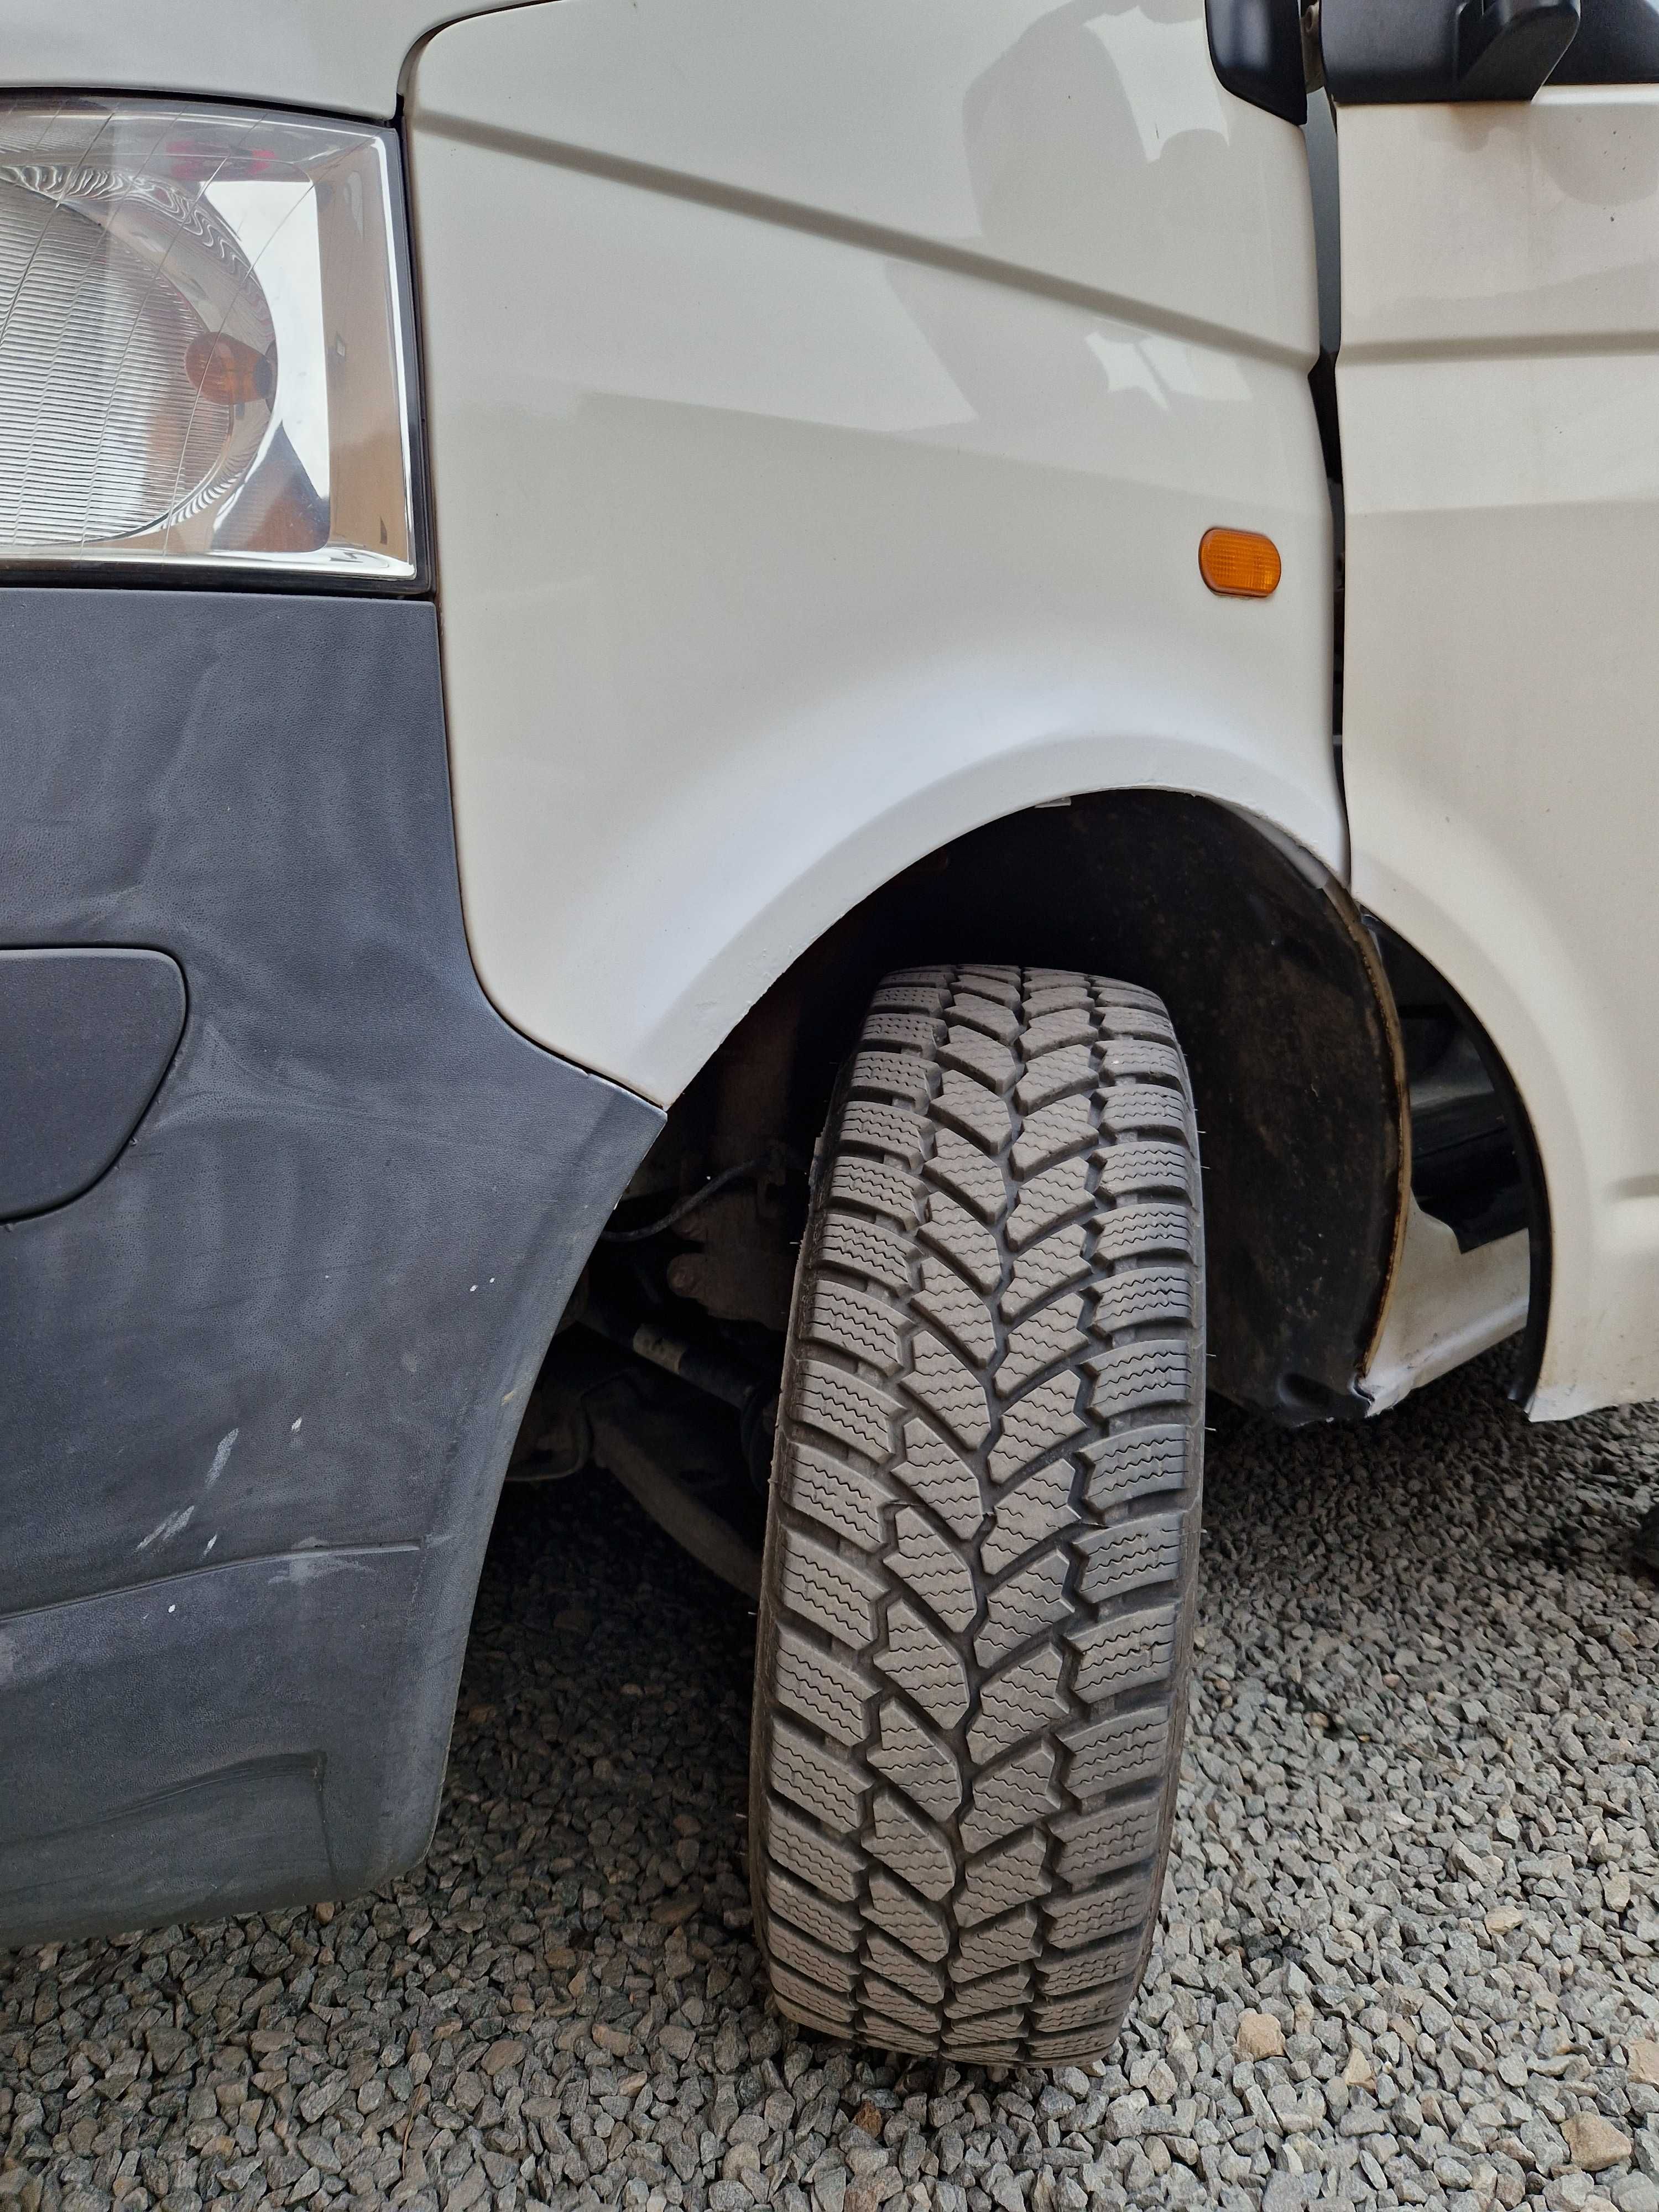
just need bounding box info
[0,98,419,580]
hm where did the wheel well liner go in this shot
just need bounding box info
[687,791,1409,1421]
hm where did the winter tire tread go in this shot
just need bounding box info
[750,963,1203,2064]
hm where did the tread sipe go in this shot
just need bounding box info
[750,964,1204,2065]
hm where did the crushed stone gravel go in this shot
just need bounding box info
[1,1350,1656,2212]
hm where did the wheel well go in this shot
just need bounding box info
[611,791,1411,1421]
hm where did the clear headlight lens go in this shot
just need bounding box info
[0,98,419,580]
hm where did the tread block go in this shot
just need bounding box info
[1052,1793,1163,1886]
[1015,1044,1095,1114]
[955,1906,1040,1980]
[870,977,951,1015]
[1037,1933,1141,1996]
[807,1280,905,1375]
[967,1642,1067,1764]
[1011,1092,1096,1177]
[830,1153,921,1228]
[865,1933,947,2006]
[1079,1423,1190,1514]
[953,2039,1022,2065]
[1102,1037,1182,1083]
[860,1977,942,2040]
[889,1506,978,1632]
[1075,1511,1185,1604]
[768,1960,855,2033]
[1032,1982,1130,2031]
[945,1963,1033,2019]
[1100,1081,1191,1136]
[868,1698,963,1823]
[1098,1004,1175,1041]
[770,1716,868,1833]
[960,1741,1061,1854]
[904,1328,990,1449]
[996,1295,1088,1398]
[1087,1341,1191,1422]
[934,1071,1013,1150]
[838,1097,929,1168]
[983,1460,1078,1576]
[1069,1603,1180,1705]
[920,1194,1002,1293]
[849,1048,938,1108]
[1006,1157,1094,1250]
[1092,1203,1193,1264]
[875,1600,969,1728]
[1021,1007,1098,1057]
[860,2009,936,2056]
[863,1010,945,1051]
[915,1258,996,1365]
[787,1440,895,1552]
[865,1869,950,1961]
[868,1789,956,1900]
[781,1525,885,1646]
[1060,1709,1172,1804]
[768,1917,859,1995]
[1091,1265,1194,1337]
[940,1027,1017,1090]
[947,2007,1026,2042]
[954,967,1021,1006]
[819,1213,915,1298]
[987,1369,1087,1485]
[774,1623,872,1747]
[926,1127,1008,1223]
[957,1828,1050,1926]
[768,1803,865,1904]
[796,1359,899,1463]
[1096,1139,1194,1202]
[948,992,1022,1044]
[974,1549,1070,1666]
[894,1418,985,1540]
[1028,2031,1121,2065]
[1044,1876,1146,1952]
[1088,978,1164,1008]
[1000,1222,1093,1321]
[766,1865,862,1953]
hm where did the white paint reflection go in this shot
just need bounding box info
[1086,7,1227,161]
[1086,333,1167,405]
[1087,328,1250,405]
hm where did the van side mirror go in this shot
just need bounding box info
[1322,0,1579,101]
[1205,0,1308,124]
[1456,0,1581,96]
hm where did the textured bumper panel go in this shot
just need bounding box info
[0,945,185,1217]
[0,588,662,1942]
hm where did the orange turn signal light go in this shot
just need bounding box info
[1199,526,1281,598]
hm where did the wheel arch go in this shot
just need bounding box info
[664,790,1411,1422]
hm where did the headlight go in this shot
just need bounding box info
[0,98,419,581]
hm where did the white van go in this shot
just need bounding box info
[0,0,1650,2064]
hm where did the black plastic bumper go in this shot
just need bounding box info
[0,588,661,1944]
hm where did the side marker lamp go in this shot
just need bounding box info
[1199,527,1282,598]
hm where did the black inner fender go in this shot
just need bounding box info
[772,792,1409,1423]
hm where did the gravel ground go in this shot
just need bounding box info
[2,1350,1657,2212]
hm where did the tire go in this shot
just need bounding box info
[749,963,1204,2065]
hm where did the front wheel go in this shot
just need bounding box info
[750,962,1204,2065]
